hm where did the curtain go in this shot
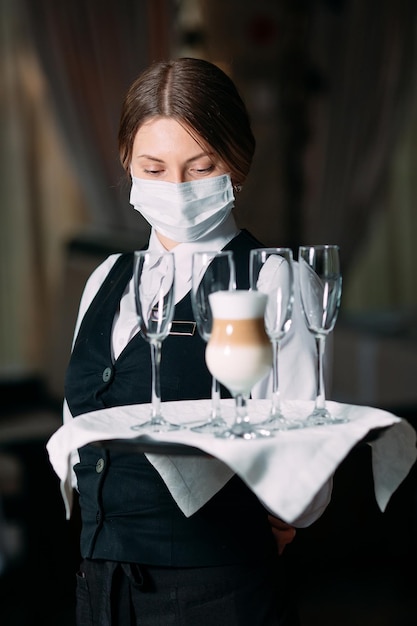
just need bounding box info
[3,0,417,389]
[302,0,417,275]
[0,0,174,385]
[17,0,417,275]
[345,71,417,312]
[200,0,417,281]
[22,0,174,236]
[0,0,80,379]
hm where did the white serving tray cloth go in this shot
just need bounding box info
[46,399,417,524]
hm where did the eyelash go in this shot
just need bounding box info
[194,165,215,174]
[143,169,163,175]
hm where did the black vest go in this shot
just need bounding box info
[65,230,277,566]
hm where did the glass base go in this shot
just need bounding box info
[215,422,273,440]
[131,418,181,433]
[191,418,227,434]
[305,407,348,427]
[260,413,305,431]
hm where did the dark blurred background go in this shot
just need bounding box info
[1,1,417,624]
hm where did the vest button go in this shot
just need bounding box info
[95,458,105,473]
[102,366,113,382]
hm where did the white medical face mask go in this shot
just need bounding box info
[130,174,235,242]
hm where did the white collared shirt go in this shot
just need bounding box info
[110,213,240,360]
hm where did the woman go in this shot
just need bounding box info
[64,57,331,625]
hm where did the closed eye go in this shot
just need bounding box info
[143,168,164,175]
[193,165,215,175]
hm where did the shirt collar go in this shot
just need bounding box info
[147,214,240,302]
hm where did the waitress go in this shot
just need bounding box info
[63,57,332,626]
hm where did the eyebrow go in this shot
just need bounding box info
[137,152,213,164]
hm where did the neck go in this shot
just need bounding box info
[156,232,179,250]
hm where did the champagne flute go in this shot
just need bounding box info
[190,251,236,433]
[298,244,347,426]
[132,250,181,432]
[206,290,273,439]
[250,248,303,430]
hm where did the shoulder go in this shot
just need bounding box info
[72,253,124,341]
[83,253,124,294]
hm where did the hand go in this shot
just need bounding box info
[268,514,296,555]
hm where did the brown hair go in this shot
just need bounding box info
[118,57,255,187]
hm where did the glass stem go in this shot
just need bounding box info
[211,376,221,419]
[270,339,281,416]
[234,393,250,424]
[150,340,162,418]
[315,335,326,411]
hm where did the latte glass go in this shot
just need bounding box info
[206,290,273,439]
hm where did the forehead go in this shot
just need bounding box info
[133,117,208,155]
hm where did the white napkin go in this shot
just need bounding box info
[46,399,417,524]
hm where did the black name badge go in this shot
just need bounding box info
[169,321,196,336]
